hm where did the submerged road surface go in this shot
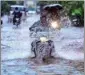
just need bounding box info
[1,14,84,75]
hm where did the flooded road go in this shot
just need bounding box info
[1,15,84,75]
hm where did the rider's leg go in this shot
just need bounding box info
[13,17,15,25]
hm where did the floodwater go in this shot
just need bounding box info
[1,14,84,75]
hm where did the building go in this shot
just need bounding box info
[24,0,37,10]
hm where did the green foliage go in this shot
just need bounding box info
[6,1,16,5]
[67,1,84,17]
[1,1,23,14]
[1,1,10,14]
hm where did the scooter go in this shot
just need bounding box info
[14,17,20,28]
[15,17,20,27]
[71,15,83,27]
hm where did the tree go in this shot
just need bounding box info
[1,1,10,14]
[1,1,24,14]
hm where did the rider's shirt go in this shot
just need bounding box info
[13,10,22,18]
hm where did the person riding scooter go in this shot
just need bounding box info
[12,7,22,26]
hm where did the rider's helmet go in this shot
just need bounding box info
[15,7,18,10]
[14,7,20,13]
